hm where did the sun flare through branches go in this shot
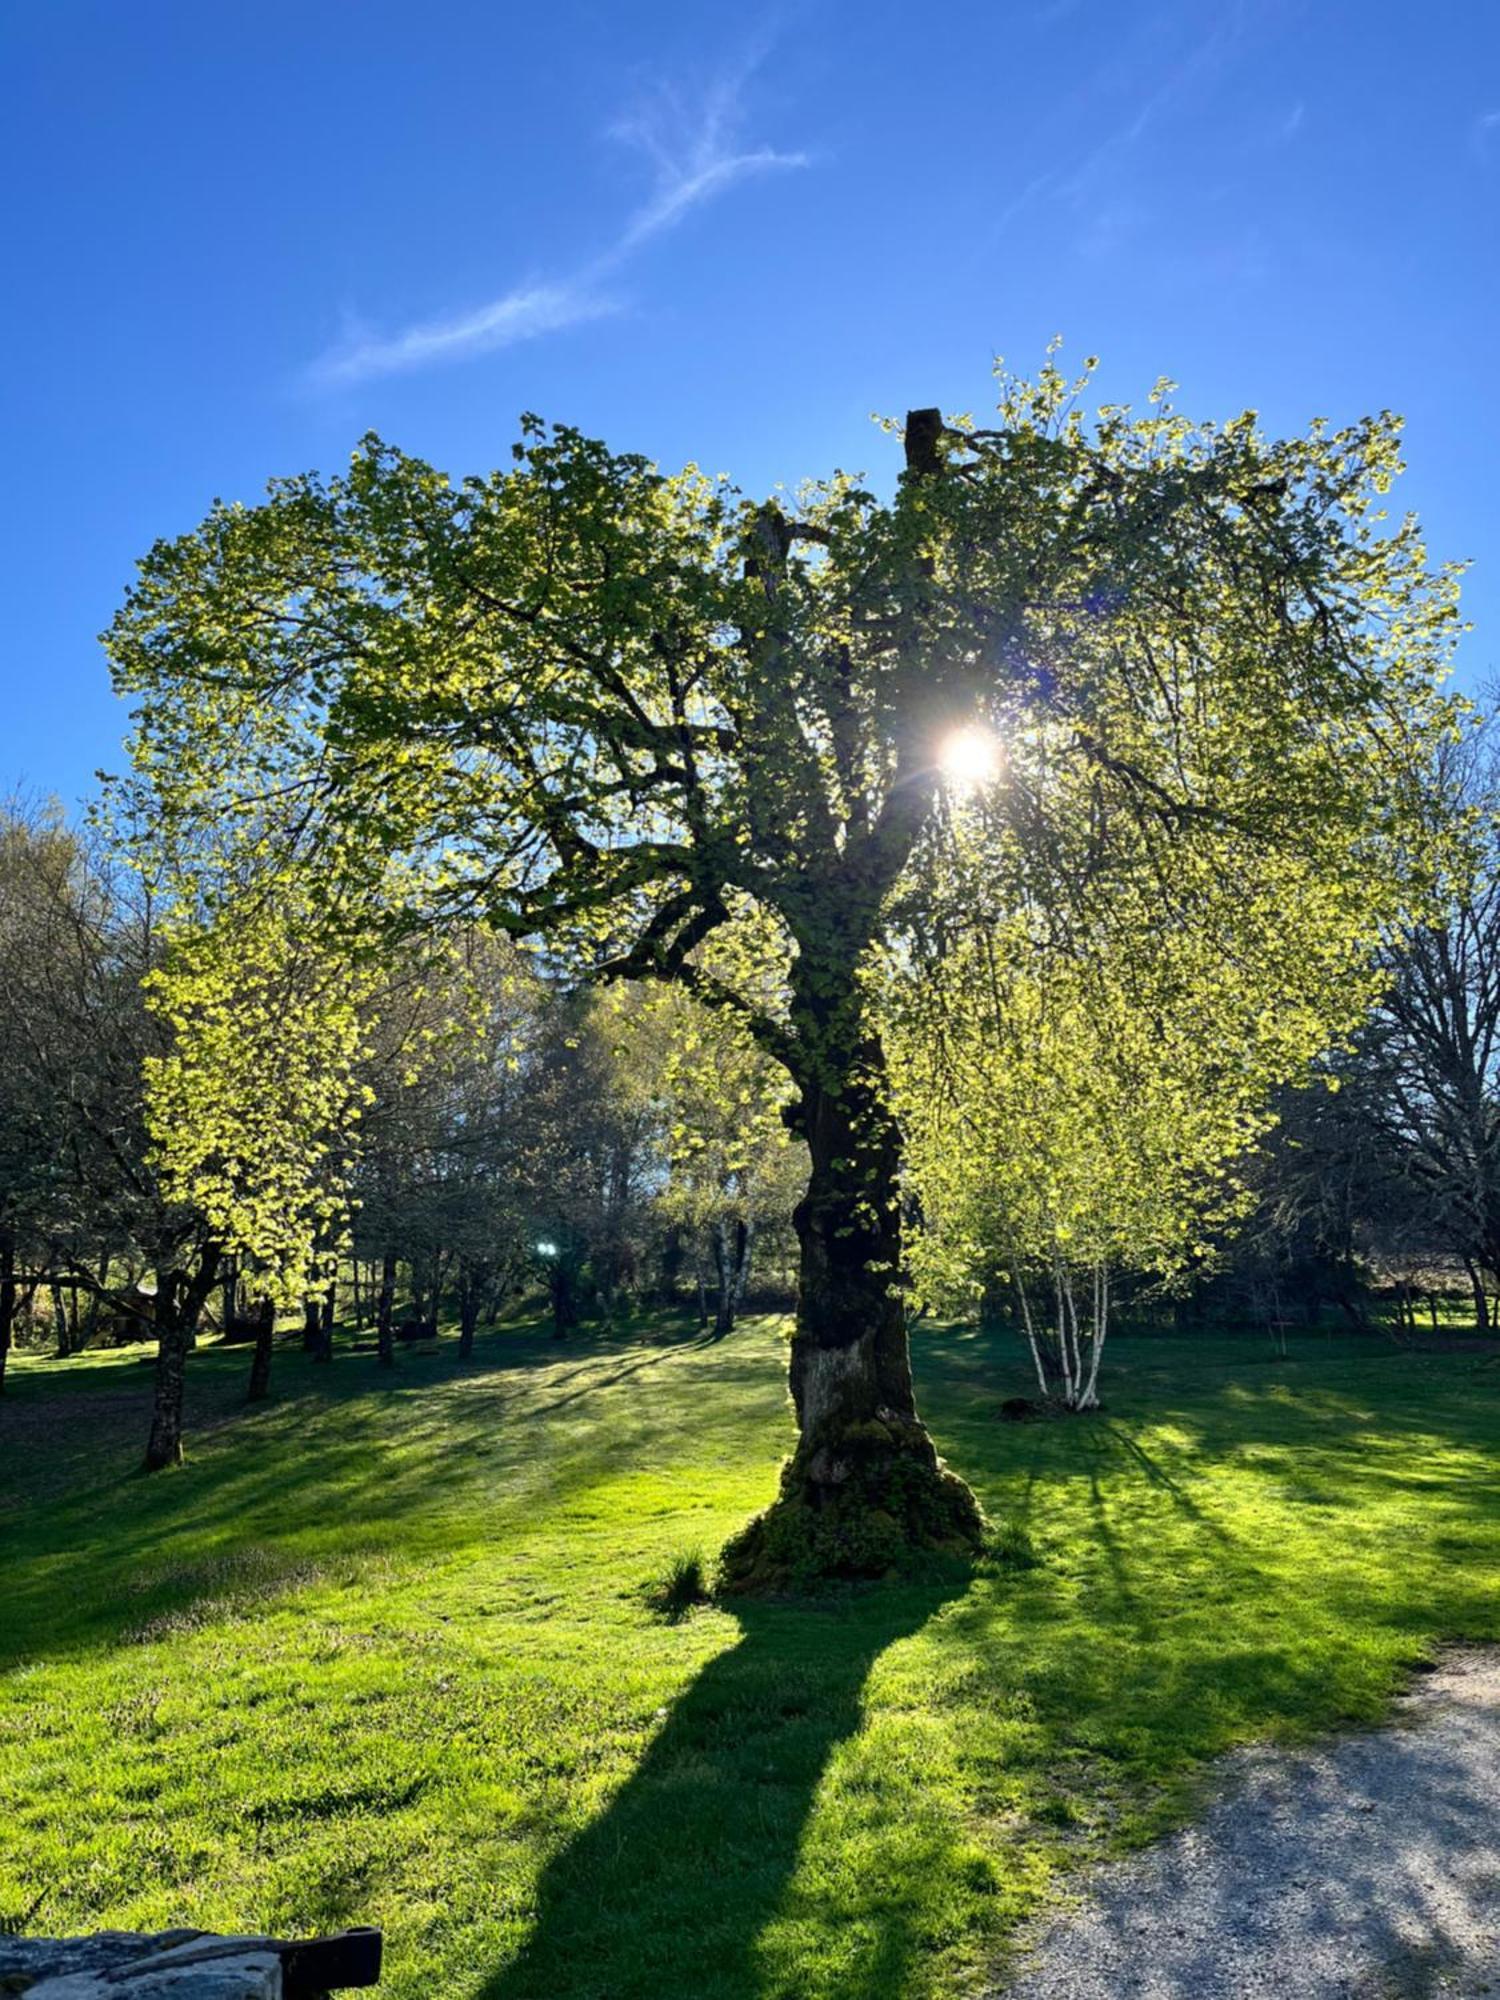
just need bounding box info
[937,723,1002,791]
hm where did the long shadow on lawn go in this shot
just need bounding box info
[486,1580,965,2000]
[0,1318,759,1672]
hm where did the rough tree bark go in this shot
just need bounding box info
[720,1026,983,1588]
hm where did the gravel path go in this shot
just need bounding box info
[1002,1650,1500,1999]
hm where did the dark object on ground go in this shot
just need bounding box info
[276,1926,384,1996]
[0,1924,382,1997]
[998,1397,1043,1421]
[395,1318,437,1343]
[222,1315,263,1344]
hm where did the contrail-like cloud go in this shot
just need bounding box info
[310,60,807,387]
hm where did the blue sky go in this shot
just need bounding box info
[4,0,1497,806]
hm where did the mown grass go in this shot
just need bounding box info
[1,1314,1497,1998]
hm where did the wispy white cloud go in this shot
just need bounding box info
[310,55,807,387]
[312,285,620,388]
[609,62,808,253]
[986,5,1251,249]
[1473,109,1500,165]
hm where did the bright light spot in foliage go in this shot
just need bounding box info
[938,724,1001,790]
[536,1240,559,1258]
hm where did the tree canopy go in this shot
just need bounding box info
[106,352,1462,1578]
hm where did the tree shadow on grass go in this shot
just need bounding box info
[0,1317,781,1672]
[484,1576,967,2000]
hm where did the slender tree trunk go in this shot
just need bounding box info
[376,1249,397,1367]
[712,1219,735,1337]
[247,1297,275,1401]
[83,1255,105,1351]
[458,1268,480,1359]
[1464,1258,1490,1335]
[732,1218,755,1316]
[302,1295,321,1352]
[144,1247,219,1469]
[721,1038,983,1589]
[315,1280,335,1363]
[49,1276,70,1357]
[0,1227,17,1398]
[1014,1268,1052,1400]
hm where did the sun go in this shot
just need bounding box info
[938,723,1001,789]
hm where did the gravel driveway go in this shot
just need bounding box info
[1002,1650,1500,1999]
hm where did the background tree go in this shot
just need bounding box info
[0,804,220,1460]
[108,356,1460,1580]
[886,867,1365,1406]
[624,985,804,1336]
[1361,720,1500,1300]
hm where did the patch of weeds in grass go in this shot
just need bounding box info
[643,1546,711,1622]
[984,1521,1043,1572]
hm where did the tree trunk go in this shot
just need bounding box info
[719,417,980,1588]
[0,1227,16,1398]
[315,1280,335,1363]
[144,1247,219,1469]
[1467,1257,1492,1335]
[711,1219,734,1338]
[720,1044,983,1590]
[376,1249,397,1367]
[549,1257,577,1340]
[82,1255,106,1352]
[50,1276,70,1357]
[732,1218,755,1316]
[246,1297,275,1401]
[457,1259,480,1359]
[302,1295,321,1352]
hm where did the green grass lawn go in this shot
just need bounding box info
[2,1314,1497,1999]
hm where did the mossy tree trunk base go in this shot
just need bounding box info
[719,1413,985,1593]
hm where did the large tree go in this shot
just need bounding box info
[107,357,1458,1582]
